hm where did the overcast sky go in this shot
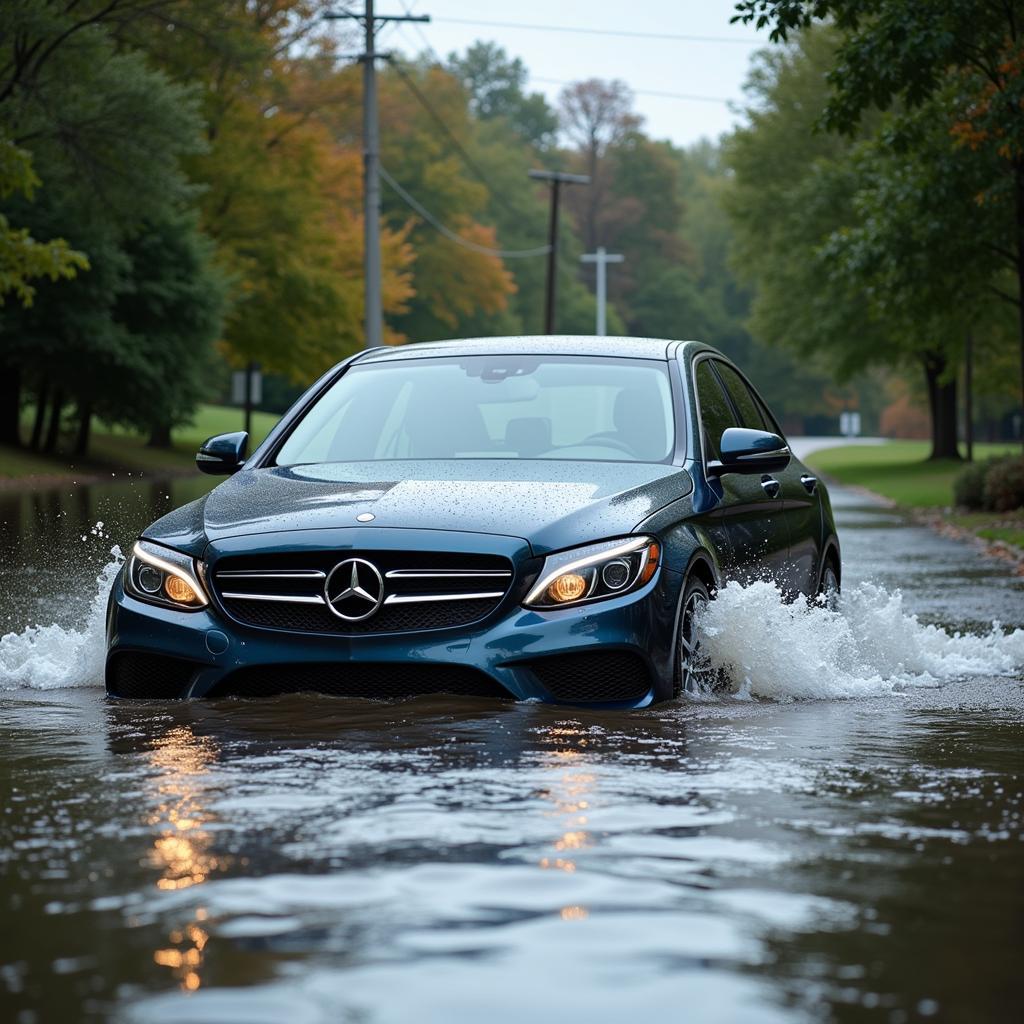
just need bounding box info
[382,0,771,148]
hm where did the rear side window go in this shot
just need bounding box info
[713,362,767,432]
[694,360,737,461]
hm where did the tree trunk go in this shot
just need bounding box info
[73,401,92,458]
[147,422,173,448]
[43,389,64,454]
[30,380,48,450]
[0,363,21,446]
[923,352,961,461]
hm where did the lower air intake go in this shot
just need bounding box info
[206,663,512,701]
[106,652,199,699]
[525,650,653,703]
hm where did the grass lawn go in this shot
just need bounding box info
[948,511,1024,552]
[806,440,1024,554]
[804,441,1020,507]
[1,404,281,481]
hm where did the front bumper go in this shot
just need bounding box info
[106,531,683,708]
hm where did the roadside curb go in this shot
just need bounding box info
[815,471,1024,575]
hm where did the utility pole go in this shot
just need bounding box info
[528,169,589,334]
[965,331,974,462]
[325,4,430,348]
[581,246,624,336]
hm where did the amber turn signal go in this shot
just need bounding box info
[165,575,199,605]
[546,573,589,604]
[639,542,660,584]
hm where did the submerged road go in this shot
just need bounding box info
[0,480,1022,1023]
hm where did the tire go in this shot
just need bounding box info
[673,574,713,698]
[817,559,841,612]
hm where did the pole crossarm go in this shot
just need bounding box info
[528,170,591,185]
[324,11,430,23]
[581,247,624,337]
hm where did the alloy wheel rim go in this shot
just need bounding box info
[680,590,708,694]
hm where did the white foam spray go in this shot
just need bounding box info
[1,553,1022,701]
[697,580,1024,700]
[0,548,123,690]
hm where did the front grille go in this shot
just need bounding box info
[524,650,653,703]
[211,550,514,636]
[106,652,199,699]
[206,663,512,701]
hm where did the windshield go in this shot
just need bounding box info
[275,355,676,465]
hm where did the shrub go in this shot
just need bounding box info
[953,457,1006,510]
[982,456,1024,513]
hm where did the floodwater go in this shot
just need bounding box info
[1,477,1023,1024]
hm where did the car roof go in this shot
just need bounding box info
[354,335,710,363]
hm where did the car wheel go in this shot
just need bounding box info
[674,574,713,697]
[817,561,840,611]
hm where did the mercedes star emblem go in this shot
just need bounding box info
[324,558,385,621]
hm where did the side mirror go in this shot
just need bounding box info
[707,427,790,477]
[196,431,248,475]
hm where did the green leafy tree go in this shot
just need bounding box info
[724,33,958,445]
[447,42,558,150]
[0,0,213,454]
[109,212,227,448]
[0,138,88,307]
[734,0,1024,446]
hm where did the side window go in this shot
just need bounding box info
[713,362,766,432]
[695,359,738,461]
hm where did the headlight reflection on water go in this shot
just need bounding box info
[144,725,224,992]
[537,723,595,921]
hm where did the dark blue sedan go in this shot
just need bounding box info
[106,337,840,706]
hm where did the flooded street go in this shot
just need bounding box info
[1,480,1022,1023]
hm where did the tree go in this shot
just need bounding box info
[558,79,642,250]
[0,0,214,453]
[109,212,227,448]
[367,60,517,342]
[734,0,1024,448]
[725,30,975,457]
[447,42,558,150]
[0,138,88,307]
[140,1,415,375]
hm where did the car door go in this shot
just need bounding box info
[693,357,790,586]
[713,360,821,597]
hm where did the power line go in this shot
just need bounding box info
[394,4,732,107]
[531,75,731,105]
[430,16,762,45]
[380,165,551,258]
[388,56,521,218]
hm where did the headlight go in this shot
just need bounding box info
[124,540,209,610]
[524,536,660,609]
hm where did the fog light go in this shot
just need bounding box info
[546,573,588,603]
[165,575,198,604]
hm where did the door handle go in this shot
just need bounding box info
[761,476,781,499]
[800,474,818,494]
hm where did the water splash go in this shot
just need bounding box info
[697,580,1024,701]
[2,553,1022,700]
[0,549,123,690]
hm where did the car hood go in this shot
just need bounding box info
[144,459,692,556]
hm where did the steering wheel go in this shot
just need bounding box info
[579,434,636,454]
